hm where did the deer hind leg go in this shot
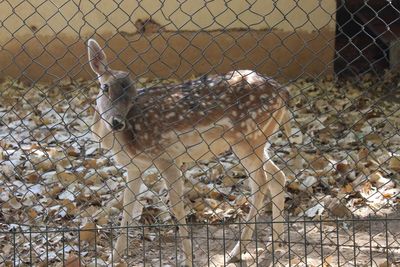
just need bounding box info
[154,158,193,267]
[263,148,286,250]
[228,144,269,263]
[112,164,145,263]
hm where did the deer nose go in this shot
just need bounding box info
[111,117,126,131]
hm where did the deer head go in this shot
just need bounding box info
[87,39,136,131]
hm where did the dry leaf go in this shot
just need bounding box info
[290,257,302,265]
[25,172,40,183]
[209,190,223,200]
[342,184,353,193]
[36,159,54,172]
[27,208,38,219]
[83,159,99,169]
[361,182,373,194]
[323,255,333,267]
[193,199,205,212]
[227,194,236,201]
[84,173,103,186]
[222,176,237,187]
[204,198,220,209]
[310,156,329,170]
[389,155,400,172]
[358,147,369,161]
[368,172,394,188]
[9,197,22,210]
[364,133,382,145]
[66,147,80,157]
[378,259,392,267]
[336,162,350,174]
[61,199,77,216]
[80,222,97,244]
[369,172,383,183]
[47,185,63,197]
[57,171,78,184]
[143,173,159,187]
[96,216,108,225]
[288,181,300,191]
[235,196,248,206]
[65,254,81,267]
[115,262,128,267]
[330,202,351,218]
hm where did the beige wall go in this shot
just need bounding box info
[0,0,337,82]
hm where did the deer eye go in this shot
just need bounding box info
[101,84,109,93]
[121,81,130,89]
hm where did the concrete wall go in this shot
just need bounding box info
[0,0,336,82]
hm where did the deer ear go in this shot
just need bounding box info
[88,39,109,76]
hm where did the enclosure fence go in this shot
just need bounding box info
[1,0,400,266]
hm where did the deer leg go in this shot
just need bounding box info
[155,159,193,267]
[282,109,292,140]
[228,151,268,263]
[111,164,143,263]
[264,159,286,248]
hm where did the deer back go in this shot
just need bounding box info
[109,70,289,162]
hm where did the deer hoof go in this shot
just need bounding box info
[227,255,242,264]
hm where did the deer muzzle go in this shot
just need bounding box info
[111,116,126,131]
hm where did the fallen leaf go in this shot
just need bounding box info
[57,171,78,184]
[222,176,237,187]
[323,255,333,267]
[389,155,400,172]
[80,222,97,244]
[288,181,300,191]
[358,147,369,161]
[36,159,54,172]
[27,208,38,219]
[310,156,329,170]
[342,184,353,193]
[47,185,63,197]
[61,199,77,216]
[364,133,382,145]
[83,159,99,169]
[330,202,351,218]
[66,147,80,157]
[65,254,81,267]
[336,162,350,174]
[378,259,392,267]
[193,199,205,212]
[9,197,22,210]
[25,172,40,183]
[361,182,373,194]
[205,198,220,209]
[115,261,128,267]
[209,190,224,200]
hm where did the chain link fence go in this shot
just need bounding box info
[1,0,400,266]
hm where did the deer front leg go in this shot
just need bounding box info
[228,167,268,263]
[110,165,143,263]
[155,159,193,267]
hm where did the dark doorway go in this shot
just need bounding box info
[334,0,400,77]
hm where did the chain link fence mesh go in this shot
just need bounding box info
[1,0,400,266]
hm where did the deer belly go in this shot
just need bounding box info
[163,124,231,163]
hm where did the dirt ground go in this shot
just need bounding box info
[1,73,400,266]
[2,213,400,266]
[99,212,400,266]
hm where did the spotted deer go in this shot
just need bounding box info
[87,39,290,266]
